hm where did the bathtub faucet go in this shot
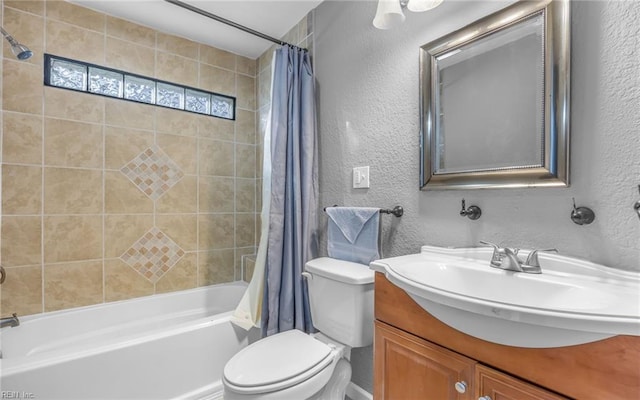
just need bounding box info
[0,313,20,328]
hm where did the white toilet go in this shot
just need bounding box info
[223,257,374,400]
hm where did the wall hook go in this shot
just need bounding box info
[460,199,481,220]
[633,185,640,220]
[570,197,595,225]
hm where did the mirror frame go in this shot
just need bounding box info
[419,0,570,190]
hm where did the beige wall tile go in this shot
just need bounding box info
[45,19,104,65]
[243,255,256,282]
[156,214,197,251]
[235,144,256,178]
[3,59,43,114]
[46,1,105,32]
[156,133,197,174]
[2,112,42,164]
[44,88,104,123]
[199,64,235,96]
[1,265,43,316]
[236,56,257,77]
[4,1,45,15]
[1,216,42,267]
[105,171,154,214]
[198,214,234,250]
[44,167,102,214]
[258,45,275,74]
[199,139,234,176]
[104,258,154,302]
[104,126,154,169]
[236,178,255,213]
[105,37,155,77]
[157,32,198,59]
[256,179,263,212]
[199,176,234,213]
[155,51,198,87]
[236,213,256,247]
[105,98,154,130]
[197,115,234,141]
[44,118,103,168]
[256,145,263,179]
[200,45,235,70]
[44,215,102,263]
[236,109,256,144]
[44,260,103,312]
[156,107,198,137]
[106,16,155,48]
[156,252,197,294]
[258,68,272,110]
[104,214,154,258]
[2,165,42,215]
[3,7,44,66]
[198,249,234,286]
[155,175,197,213]
[237,75,256,110]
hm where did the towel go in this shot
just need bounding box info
[326,207,380,265]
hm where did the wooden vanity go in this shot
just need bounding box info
[374,273,640,400]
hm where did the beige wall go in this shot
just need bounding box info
[0,0,258,316]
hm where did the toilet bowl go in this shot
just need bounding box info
[223,257,374,400]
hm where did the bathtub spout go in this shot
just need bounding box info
[1,313,20,328]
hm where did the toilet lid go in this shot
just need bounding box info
[224,330,334,390]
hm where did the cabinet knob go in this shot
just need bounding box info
[454,381,467,393]
[478,396,492,400]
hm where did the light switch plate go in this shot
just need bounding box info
[353,166,370,189]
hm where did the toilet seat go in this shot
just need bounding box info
[223,330,337,395]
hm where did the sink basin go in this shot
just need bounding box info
[370,246,640,348]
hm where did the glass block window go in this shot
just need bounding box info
[44,54,236,120]
[89,67,123,98]
[125,75,155,104]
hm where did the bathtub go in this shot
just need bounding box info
[0,282,258,400]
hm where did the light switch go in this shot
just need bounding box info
[353,166,370,189]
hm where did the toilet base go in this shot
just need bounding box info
[318,358,352,400]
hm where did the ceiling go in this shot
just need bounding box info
[70,0,324,59]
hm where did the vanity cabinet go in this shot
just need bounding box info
[374,273,640,400]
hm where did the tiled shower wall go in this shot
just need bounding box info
[0,0,258,316]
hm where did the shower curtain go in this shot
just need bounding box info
[231,45,318,335]
[262,45,318,336]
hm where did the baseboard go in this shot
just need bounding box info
[346,382,373,400]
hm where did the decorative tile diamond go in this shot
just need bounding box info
[120,227,185,283]
[121,145,184,201]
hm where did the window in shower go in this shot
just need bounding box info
[44,54,236,120]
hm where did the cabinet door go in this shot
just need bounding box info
[375,321,476,400]
[476,365,569,400]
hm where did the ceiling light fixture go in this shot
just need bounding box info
[373,0,443,30]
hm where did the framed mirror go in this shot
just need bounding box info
[419,0,570,190]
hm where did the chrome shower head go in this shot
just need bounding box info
[1,27,33,60]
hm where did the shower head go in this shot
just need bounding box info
[0,27,33,60]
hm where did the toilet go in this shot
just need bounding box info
[223,257,374,400]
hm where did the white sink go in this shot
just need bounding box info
[370,246,640,348]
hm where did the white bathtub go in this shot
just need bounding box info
[0,282,258,400]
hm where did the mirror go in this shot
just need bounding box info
[419,0,570,189]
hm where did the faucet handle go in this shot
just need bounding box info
[525,248,558,267]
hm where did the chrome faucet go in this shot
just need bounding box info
[0,313,20,328]
[480,241,524,272]
[480,241,558,274]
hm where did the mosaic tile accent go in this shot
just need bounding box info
[121,145,184,201]
[120,227,186,283]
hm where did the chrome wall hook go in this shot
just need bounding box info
[460,199,481,220]
[570,198,595,225]
[633,185,640,220]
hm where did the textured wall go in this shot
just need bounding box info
[1,0,258,316]
[314,0,640,393]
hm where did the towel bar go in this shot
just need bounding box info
[323,205,403,218]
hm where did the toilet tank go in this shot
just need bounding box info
[304,257,374,348]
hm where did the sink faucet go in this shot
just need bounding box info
[480,241,558,274]
[480,241,524,272]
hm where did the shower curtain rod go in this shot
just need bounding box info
[163,0,304,51]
